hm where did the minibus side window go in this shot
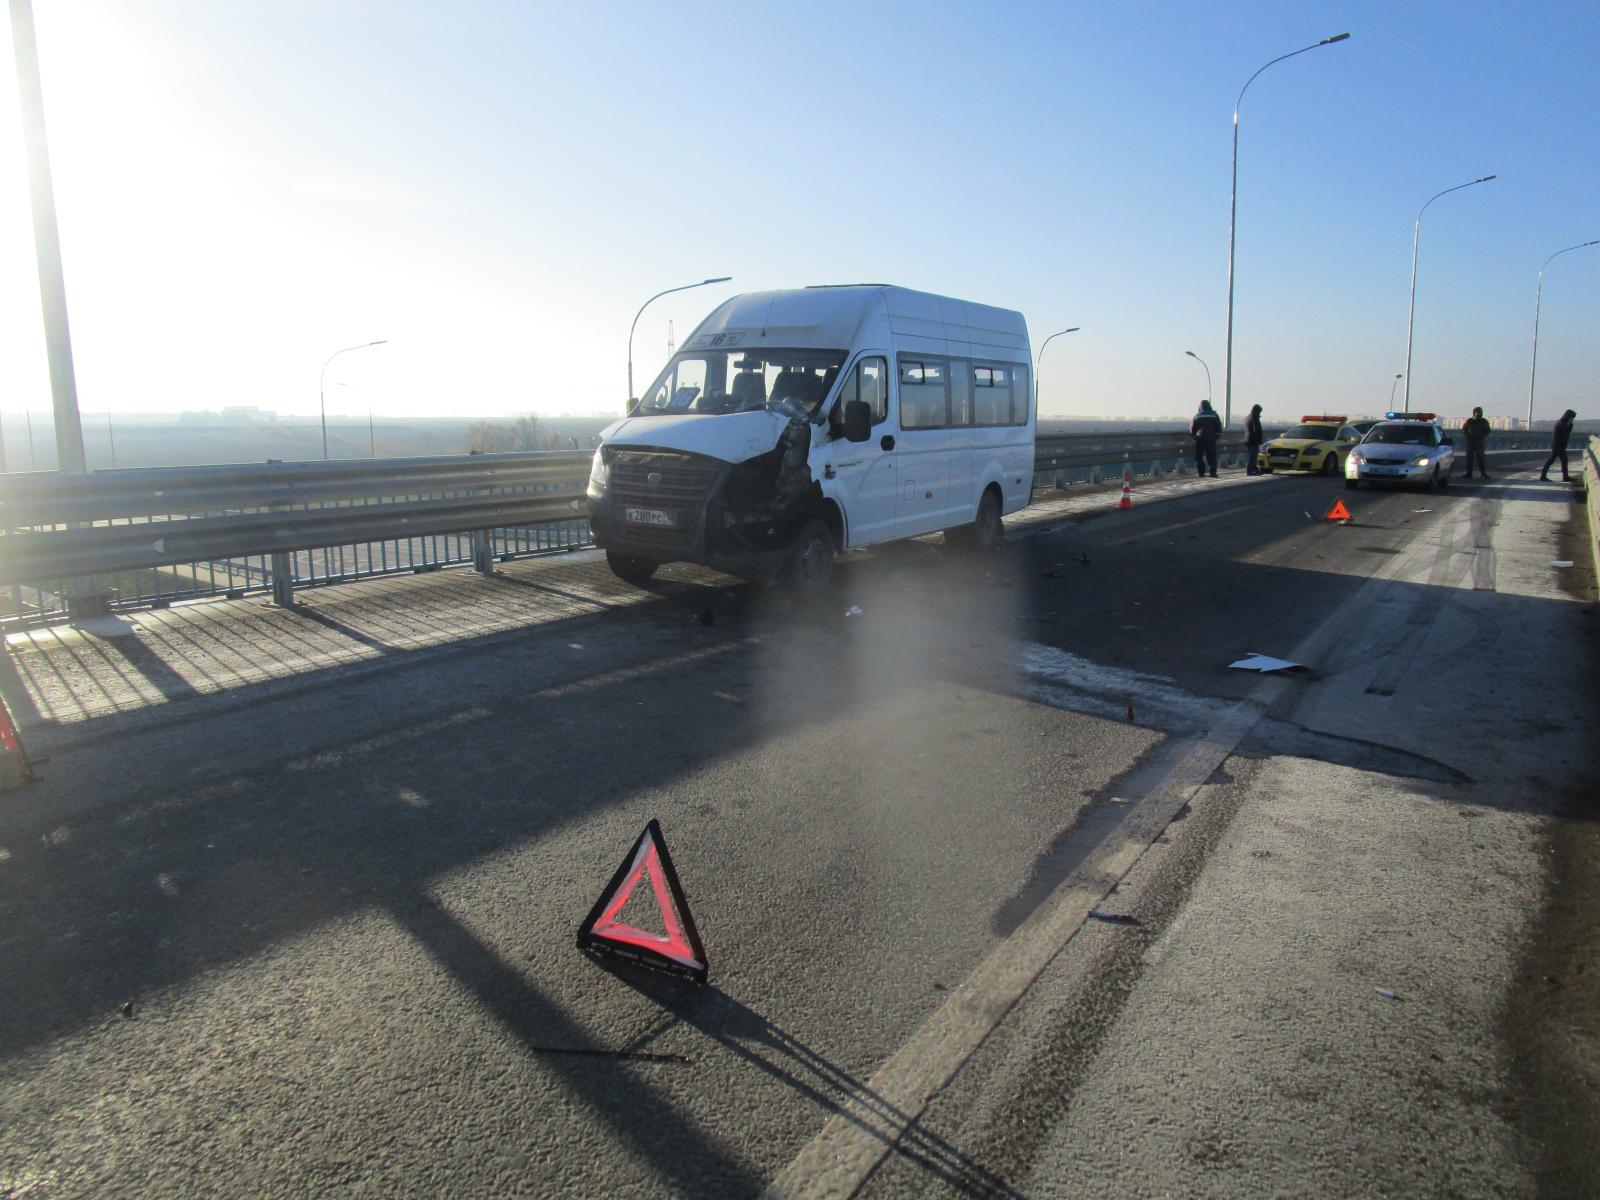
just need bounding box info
[859,358,888,423]
[950,361,973,426]
[832,356,889,431]
[973,364,1009,425]
[899,358,949,429]
[1010,364,1032,425]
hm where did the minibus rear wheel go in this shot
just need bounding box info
[606,551,660,585]
[950,487,1003,553]
[788,519,835,597]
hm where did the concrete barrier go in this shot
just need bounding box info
[1584,436,1600,597]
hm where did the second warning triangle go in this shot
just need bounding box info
[576,819,707,983]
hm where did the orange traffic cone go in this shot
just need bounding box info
[0,693,33,792]
[1117,456,1133,510]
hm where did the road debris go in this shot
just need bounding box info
[1088,910,1140,926]
[1375,987,1402,1002]
[1551,561,1573,568]
[845,605,864,617]
[1228,652,1306,673]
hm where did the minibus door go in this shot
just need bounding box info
[826,354,897,547]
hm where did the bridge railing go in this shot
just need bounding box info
[1,451,591,623]
[0,429,1571,625]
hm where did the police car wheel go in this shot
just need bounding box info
[1438,467,1451,489]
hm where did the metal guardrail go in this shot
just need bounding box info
[2,451,590,623]
[0,430,1579,625]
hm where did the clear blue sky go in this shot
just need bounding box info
[2,0,1597,425]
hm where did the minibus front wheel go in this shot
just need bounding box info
[788,519,835,597]
[606,551,660,585]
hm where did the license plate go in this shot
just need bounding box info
[624,507,675,527]
[1366,466,1399,475]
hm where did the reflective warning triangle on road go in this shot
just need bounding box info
[576,819,707,983]
[1323,499,1352,522]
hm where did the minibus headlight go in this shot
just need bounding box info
[589,448,609,490]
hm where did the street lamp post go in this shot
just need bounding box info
[319,340,386,460]
[1223,32,1349,432]
[1528,239,1598,428]
[1403,176,1496,410]
[1388,373,1403,409]
[1034,326,1080,411]
[627,276,732,411]
[1185,350,1213,407]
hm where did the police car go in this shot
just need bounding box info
[1344,412,1455,491]
[1258,415,1364,476]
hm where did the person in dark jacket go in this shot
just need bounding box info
[1461,407,1491,479]
[1245,404,1264,475]
[1541,409,1577,481]
[1191,400,1223,478]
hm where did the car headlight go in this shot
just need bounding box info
[589,448,609,489]
[1347,449,1364,464]
[1409,455,1432,467]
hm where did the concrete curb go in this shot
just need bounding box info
[1585,435,1600,599]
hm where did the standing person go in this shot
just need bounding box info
[1245,404,1264,475]
[1461,406,1491,480]
[1540,409,1577,482]
[1191,399,1222,478]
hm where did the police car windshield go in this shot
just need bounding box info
[1282,424,1334,440]
[1363,425,1434,445]
[635,349,845,420]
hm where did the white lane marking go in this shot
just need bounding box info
[766,489,1479,1199]
[763,693,1273,1200]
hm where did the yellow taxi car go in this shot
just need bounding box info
[1258,415,1365,476]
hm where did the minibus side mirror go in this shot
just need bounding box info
[843,399,871,443]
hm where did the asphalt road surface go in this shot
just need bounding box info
[1,458,1594,1198]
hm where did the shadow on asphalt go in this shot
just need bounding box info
[595,957,1026,1199]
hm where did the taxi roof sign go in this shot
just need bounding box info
[1299,414,1348,423]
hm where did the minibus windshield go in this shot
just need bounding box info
[635,349,845,421]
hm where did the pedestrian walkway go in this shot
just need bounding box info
[0,472,1252,736]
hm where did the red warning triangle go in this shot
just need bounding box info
[576,819,706,982]
[1323,499,1352,522]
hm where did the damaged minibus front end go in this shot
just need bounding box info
[587,404,832,586]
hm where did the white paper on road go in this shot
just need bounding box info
[1550,561,1573,568]
[1228,652,1304,673]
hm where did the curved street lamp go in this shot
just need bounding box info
[1402,175,1496,410]
[627,276,732,411]
[1185,350,1213,407]
[1527,239,1598,427]
[1222,32,1349,431]
[1035,326,1080,403]
[320,340,387,460]
[1389,372,1403,409]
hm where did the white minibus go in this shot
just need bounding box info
[586,284,1034,593]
